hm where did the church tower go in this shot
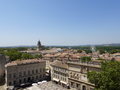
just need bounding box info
[37,40,41,51]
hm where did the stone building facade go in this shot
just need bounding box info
[67,61,101,90]
[5,59,46,87]
[50,59,101,90]
[50,60,68,86]
[0,54,6,82]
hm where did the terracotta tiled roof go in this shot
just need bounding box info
[50,60,68,69]
[114,57,120,61]
[5,59,45,67]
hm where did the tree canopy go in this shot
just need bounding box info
[21,53,33,59]
[87,61,120,90]
[77,50,82,53]
[99,49,105,54]
[34,54,42,59]
[81,57,91,62]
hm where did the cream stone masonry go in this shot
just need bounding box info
[67,61,101,90]
[5,59,46,87]
[50,60,68,85]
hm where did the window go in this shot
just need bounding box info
[76,84,80,89]
[63,77,64,81]
[82,85,86,90]
[43,68,45,72]
[71,82,74,88]
[9,74,11,79]
[13,73,16,77]
[24,71,26,75]
[19,79,22,84]
[36,76,38,79]
[40,75,42,78]
[32,70,34,74]
[19,72,21,77]
[13,80,16,84]
[36,69,38,73]
[40,68,42,72]
[9,81,12,85]
[65,78,66,81]
[28,70,30,75]
[32,77,34,80]
[43,74,45,77]
[24,78,26,82]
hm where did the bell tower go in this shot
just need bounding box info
[37,40,41,51]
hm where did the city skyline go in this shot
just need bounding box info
[0,0,120,46]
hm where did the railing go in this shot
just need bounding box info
[67,61,101,67]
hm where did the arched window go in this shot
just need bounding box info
[82,85,86,90]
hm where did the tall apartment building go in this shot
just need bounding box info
[5,59,46,87]
[0,54,6,82]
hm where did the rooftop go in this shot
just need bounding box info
[50,60,68,69]
[5,59,45,67]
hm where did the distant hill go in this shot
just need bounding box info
[0,43,120,48]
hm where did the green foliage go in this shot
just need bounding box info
[72,46,120,53]
[108,49,118,54]
[21,53,33,59]
[77,50,82,53]
[34,54,42,58]
[0,48,34,61]
[16,47,27,51]
[5,49,22,61]
[84,49,92,54]
[97,58,104,60]
[81,57,91,62]
[99,49,105,54]
[31,48,36,50]
[42,47,50,50]
[87,61,120,90]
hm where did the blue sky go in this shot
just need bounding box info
[0,0,120,46]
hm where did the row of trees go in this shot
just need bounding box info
[77,48,120,54]
[0,48,42,61]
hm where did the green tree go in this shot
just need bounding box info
[5,49,22,61]
[21,53,33,59]
[81,57,91,62]
[87,61,120,90]
[85,49,92,54]
[99,49,105,54]
[108,49,117,54]
[97,58,104,60]
[77,50,82,53]
[16,47,27,51]
[34,54,42,59]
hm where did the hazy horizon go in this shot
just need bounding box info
[0,0,120,46]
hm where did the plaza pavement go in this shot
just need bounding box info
[24,81,77,90]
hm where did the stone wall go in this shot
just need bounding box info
[0,54,6,82]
